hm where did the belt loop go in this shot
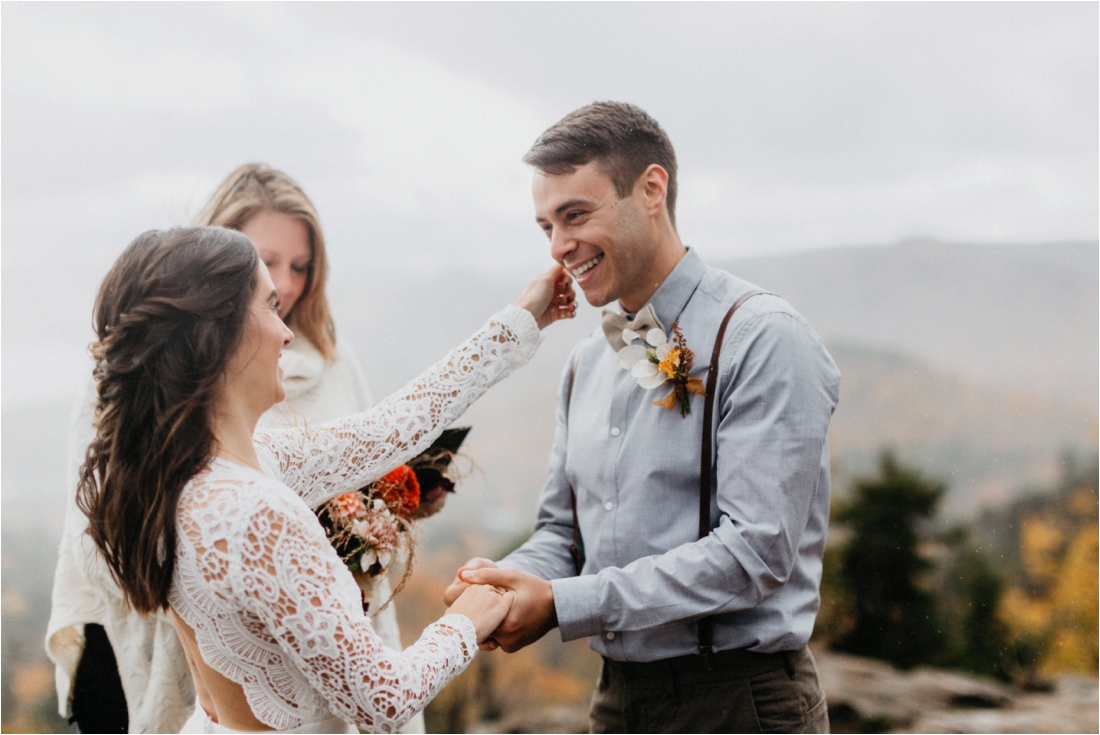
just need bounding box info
[783,651,796,680]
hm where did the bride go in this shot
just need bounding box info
[75,225,574,733]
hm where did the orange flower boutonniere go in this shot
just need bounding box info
[616,321,706,417]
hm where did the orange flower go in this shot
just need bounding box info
[374,465,421,516]
[649,321,705,417]
[658,347,682,378]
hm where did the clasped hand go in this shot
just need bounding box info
[443,580,515,645]
[443,559,557,652]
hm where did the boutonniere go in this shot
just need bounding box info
[616,321,706,417]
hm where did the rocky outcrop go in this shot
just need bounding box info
[817,649,1098,733]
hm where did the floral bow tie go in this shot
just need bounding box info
[601,304,666,352]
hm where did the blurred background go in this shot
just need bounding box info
[2,3,1096,733]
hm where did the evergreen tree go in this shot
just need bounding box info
[939,533,1013,680]
[833,450,946,668]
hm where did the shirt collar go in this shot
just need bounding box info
[621,247,706,330]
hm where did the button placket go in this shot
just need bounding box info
[606,360,630,570]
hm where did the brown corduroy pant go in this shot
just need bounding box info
[589,645,829,734]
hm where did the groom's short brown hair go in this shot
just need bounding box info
[523,102,679,227]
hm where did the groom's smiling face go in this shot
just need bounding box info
[532,161,652,309]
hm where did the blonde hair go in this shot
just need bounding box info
[196,163,336,360]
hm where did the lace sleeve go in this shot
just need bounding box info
[180,479,478,731]
[255,306,539,508]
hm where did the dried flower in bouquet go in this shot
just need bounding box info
[314,428,472,615]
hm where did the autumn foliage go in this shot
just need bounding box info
[993,460,1099,681]
[818,450,1099,685]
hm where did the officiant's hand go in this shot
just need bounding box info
[458,567,557,653]
[514,263,576,330]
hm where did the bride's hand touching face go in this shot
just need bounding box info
[514,264,576,330]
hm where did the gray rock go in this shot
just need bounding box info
[815,648,1098,734]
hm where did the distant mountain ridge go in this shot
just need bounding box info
[714,239,1098,406]
[826,341,1094,515]
[5,242,1094,518]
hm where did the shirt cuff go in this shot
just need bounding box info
[551,575,604,641]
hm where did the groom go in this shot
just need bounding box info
[447,102,840,732]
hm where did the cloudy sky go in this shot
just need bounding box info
[2,2,1097,409]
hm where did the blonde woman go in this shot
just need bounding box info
[196,165,370,433]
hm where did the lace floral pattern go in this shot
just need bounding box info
[168,307,538,731]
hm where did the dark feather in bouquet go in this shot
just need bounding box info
[408,426,470,497]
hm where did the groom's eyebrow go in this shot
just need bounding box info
[554,199,589,216]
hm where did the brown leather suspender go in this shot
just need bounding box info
[567,289,768,656]
[697,289,766,656]
[565,356,584,575]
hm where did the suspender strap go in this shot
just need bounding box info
[698,289,767,657]
[565,355,584,575]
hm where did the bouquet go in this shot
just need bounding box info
[315,427,470,613]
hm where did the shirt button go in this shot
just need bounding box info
[610,427,620,437]
[605,632,616,640]
[604,501,614,511]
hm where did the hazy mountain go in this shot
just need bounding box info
[5,241,1094,519]
[715,239,1098,405]
[826,341,1095,515]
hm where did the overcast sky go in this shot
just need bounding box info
[3,2,1097,409]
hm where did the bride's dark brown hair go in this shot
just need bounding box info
[76,226,259,614]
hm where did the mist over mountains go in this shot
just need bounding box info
[722,239,1099,514]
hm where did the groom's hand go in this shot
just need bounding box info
[443,557,497,606]
[459,567,557,653]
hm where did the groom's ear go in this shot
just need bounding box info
[636,164,670,219]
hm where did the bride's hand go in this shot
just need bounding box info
[514,264,576,330]
[445,583,515,643]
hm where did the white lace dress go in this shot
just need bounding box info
[171,306,539,733]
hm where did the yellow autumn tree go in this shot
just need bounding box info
[1042,522,1099,674]
[999,480,1099,680]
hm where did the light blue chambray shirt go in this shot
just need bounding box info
[500,249,841,662]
